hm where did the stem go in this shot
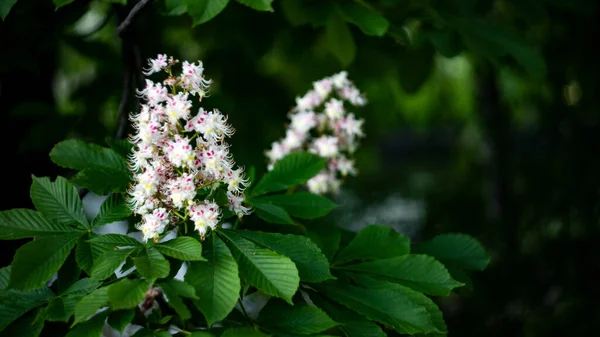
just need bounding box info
[171,327,191,335]
[238,298,250,319]
[233,217,240,230]
[117,0,153,37]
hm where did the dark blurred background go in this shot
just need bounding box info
[1,0,599,336]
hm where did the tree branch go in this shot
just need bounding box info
[116,0,153,37]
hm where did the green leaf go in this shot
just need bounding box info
[108,278,150,310]
[315,280,437,335]
[91,248,136,281]
[413,233,490,271]
[164,0,187,15]
[30,175,88,228]
[0,209,81,240]
[134,247,170,279]
[344,254,463,296]
[66,310,109,337]
[56,249,81,293]
[88,233,141,247]
[221,327,270,337]
[190,333,216,337]
[185,234,240,326]
[337,1,389,36]
[351,274,447,334]
[233,230,333,283]
[53,0,74,9]
[326,13,356,67]
[252,193,338,219]
[160,282,191,319]
[236,0,273,11]
[0,266,10,290]
[73,287,109,326]
[91,194,132,228]
[45,295,82,322]
[76,233,110,275]
[163,279,197,299]
[107,310,135,333]
[9,234,79,291]
[248,199,294,225]
[308,292,386,337]
[333,225,410,264]
[185,0,230,26]
[0,0,17,20]
[1,308,44,337]
[219,231,299,304]
[252,152,327,196]
[257,299,338,334]
[60,278,101,296]
[50,139,128,172]
[155,236,206,261]
[0,288,54,331]
[306,225,341,262]
[71,169,131,195]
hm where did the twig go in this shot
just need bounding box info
[116,0,153,37]
[115,46,132,140]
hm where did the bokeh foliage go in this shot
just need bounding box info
[1,0,599,336]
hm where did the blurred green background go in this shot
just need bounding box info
[1,0,599,336]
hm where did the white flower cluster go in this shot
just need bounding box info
[266,71,366,195]
[128,54,250,242]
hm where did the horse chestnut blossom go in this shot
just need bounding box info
[266,71,366,195]
[128,54,250,242]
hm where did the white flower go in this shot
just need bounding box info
[138,208,170,242]
[307,172,330,195]
[165,92,192,125]
[143,54,168,75]
[290,110,317,133]
[128,54,251,240]
[167,173,196,208]
[311,136,339,158]
[166,135,194,168]
[188,201,221,238]
[265,71,366,194]
[325,98,345,121]
[227,191,252,218]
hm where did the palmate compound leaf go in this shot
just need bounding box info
[91,247,137,281]
[49,139,131,195]
[314,277,442,335]
[49,139,129,172]
[220,327,270,337]
[1,308,45,337]
[251,151,327,196]
[218,231,300,304]
[30,175,88,229]
[257,298,338,335]
[333,225,410,264]
[76,232,112,275]
[73,286,109,326]
[250,192,338,219]
[236,0,273,12]
[154,236,206,261]
[66,310,109,337]
[88,234,141,248]
[413,233,491,271]
[185,0,230,26]
[133,247,170,280]
[247,199,294,225]
[337,1,389,36]
[231,230,333,283]
[159,281,192,319]
[0,280,54,331]
[91,194,132,228]
[343,254,464,296]
[0,208,82,240]
[326,13,356,67]
[350,274,448,335]
[107,309,135,333]
[108,278,151,310]
[185,234,240,326]
[8,234,80,291]
[308,291,386,337]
